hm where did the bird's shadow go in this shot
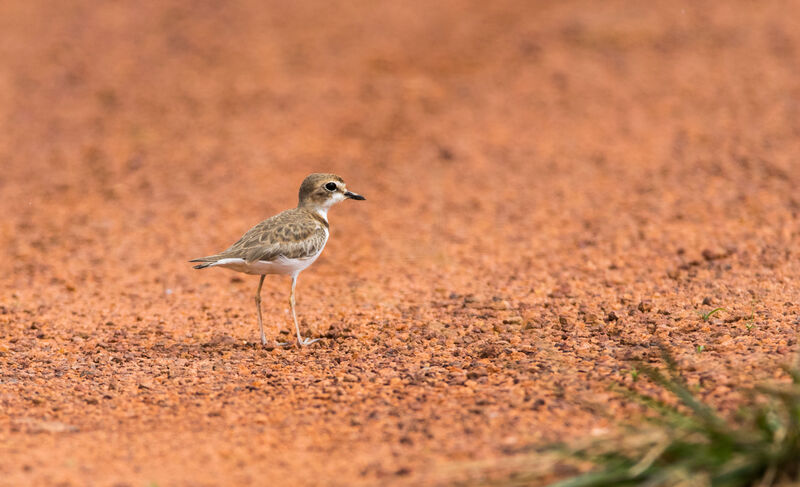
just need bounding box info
[143,329,355,358]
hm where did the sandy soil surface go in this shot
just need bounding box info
[1,1,799,485]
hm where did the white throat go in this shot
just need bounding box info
[310,192,345,222]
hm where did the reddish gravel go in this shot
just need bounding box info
[1,1,800,486]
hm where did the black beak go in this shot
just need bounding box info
[345,191,366,200]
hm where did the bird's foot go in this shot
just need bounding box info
[259,336,291,348]
[297,337,321,347]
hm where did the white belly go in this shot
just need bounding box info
[211,252,322,276]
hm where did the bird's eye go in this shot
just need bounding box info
[324,182,337,191]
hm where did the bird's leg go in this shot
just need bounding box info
[255,274,267,346]
[289,274,320,347]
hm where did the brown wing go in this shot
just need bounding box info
[215,209,327,263]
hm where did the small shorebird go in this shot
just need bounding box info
[190,173,365,347]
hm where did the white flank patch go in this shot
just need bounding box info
[211,255,317,276]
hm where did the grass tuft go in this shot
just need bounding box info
[544,346,800,487]
[700,307,725,322]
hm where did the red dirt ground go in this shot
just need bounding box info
[1,1,799,485]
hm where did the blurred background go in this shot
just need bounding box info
[1,1,799,485]
[1,0,798,293]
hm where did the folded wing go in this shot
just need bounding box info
[191,209,327,265]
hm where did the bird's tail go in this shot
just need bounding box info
[189,257,218,269]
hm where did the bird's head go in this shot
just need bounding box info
[298,173,365,217]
